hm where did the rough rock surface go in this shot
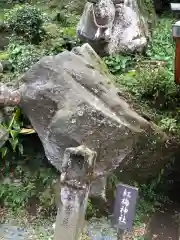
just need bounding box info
[0,62,3,73]
[0,22,10,51]
[18,43,172,191]
[77,0,149,56]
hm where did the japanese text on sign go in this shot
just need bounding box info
[113,183,138,231]
[119,188,131,224]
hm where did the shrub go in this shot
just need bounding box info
[7,41,45,72]
[107,18,178,110]
[116,64,178,109]
[42,26,80,55]
[104,55,134,74]
[4,5,45,43]
[52,11,70,26]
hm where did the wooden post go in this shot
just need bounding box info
[172,21,180,85]
[175,37,180,85]
[171,4,180,84]
[54,145,97,240]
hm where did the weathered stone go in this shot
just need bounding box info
[0,22,10,51]
[0,107,9,148]
[77,0,149,56]
[0,62,3,73]
[18,43,172,193]
[1,60,13,72]
[0,127,8,148]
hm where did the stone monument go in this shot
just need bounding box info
[77,0,149,56]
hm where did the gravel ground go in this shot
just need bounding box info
[0,211,147,240]
[0,209,55,240]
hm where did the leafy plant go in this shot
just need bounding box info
[0,108,23,158]
[118,64,177,109]
[52,11,70,26]
[4,5,45,43]
[147,17,174,65]
[0,143,59,211]
[104,55,134,74]
[7,41,45,72]
[45,35,80,55]
[159,117,178,133]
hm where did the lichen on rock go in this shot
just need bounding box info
[13,43,174,196]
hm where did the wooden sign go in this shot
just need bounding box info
[113,183,138,231]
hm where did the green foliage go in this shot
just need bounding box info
[147,17,174,64]
[52,11,70,26]
[6,25,80,73]
[4,5,45,43]
[0,108,23,158]
[46,36,80,55]
[49,0,86,15]
[103,17,180,135]
[104,55,134,74]
[42,26,80,55]
[7,41,45,72]
[159,117,178,132]
[103,17,179,229]
[0,0,177,225]
[0,164,58,211]
[0,136,59,212]
[134,180,168,227]
[113,18,177,110]
[117,64,177,109]
[86,199,98,218]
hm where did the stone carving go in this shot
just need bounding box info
[77,0,149,55]
[54,145,96,240]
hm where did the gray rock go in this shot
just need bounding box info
[1,60,13,72]
[0,95,9,148]
[77,0,149,55]
[0,127,8,148]
[0,62,3,73]
[0,32,10,50]
[0,224,29,240]
[18,43,172,193]
[0,21,10,51]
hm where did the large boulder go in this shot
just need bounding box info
[77,0,149,56]
[18,44,173,193]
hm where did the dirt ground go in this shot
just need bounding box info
[146,202,180,240]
